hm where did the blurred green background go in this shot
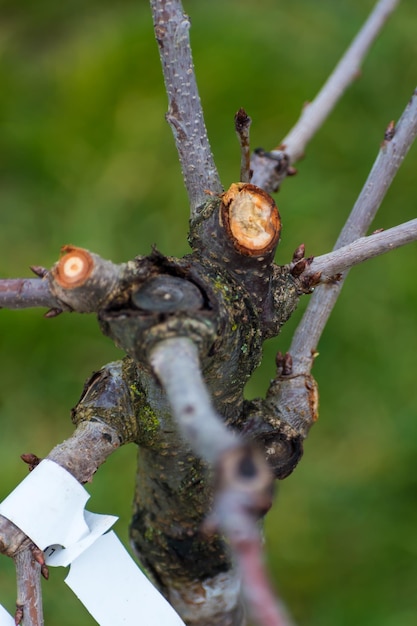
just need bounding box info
[0,0,416,624]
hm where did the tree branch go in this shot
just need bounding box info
[0,420,123,552]
[235,108,252,183]
[0,279,61,311]
[150,0,223,215]
[250,0,400,192]
[291,87,417,374]
[46,420,124,483]
[309,218,417,279]
[14,548,43,626]
[263,88,417,441]
[0,247,126,313]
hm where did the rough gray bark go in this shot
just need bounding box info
[14,549,43,626]
[150,0,223,214]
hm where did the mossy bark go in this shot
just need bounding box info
[64,190,314,625]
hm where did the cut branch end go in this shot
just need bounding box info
[53,246,94,289]
[221,183,281,256]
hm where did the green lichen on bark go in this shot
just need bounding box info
[66,191,312,622]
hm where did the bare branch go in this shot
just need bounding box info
[235,108,252,183]
[236,539,295,626]
[0,248,126,314]
[214,486,295,626]
[251,0,400,192]
[0,278,61,311]
[290,87,417,374]
[281,0,400,161]
[14,548,43,626]
[309,219,417,279]
[150,0,223,215]
[0,417,124,626]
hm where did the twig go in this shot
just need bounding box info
[250,0,400,192]
[14,548,43,626]
[150,0,223,215]
[214,484,295,626]
[236,538,295,626]
[0,279,61,311]
[290,87,417,374]
[309,218,417,279]
[282,0,400,161]
[235,108,252,183]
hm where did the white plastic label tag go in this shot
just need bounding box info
[0,460,117,551]
[44,510,117,568]
[0,605,14,626]
[65,531,186,626]
[0,460,186,626]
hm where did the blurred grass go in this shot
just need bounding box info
[0,1,416,624]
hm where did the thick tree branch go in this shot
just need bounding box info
[46,420,124,484]
[251,0,400,192]
[291,88,417,374]
[48,247,125,314]
[150,0,223,215]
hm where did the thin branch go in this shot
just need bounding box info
[14,548,43,626]
[214,486,295,626]
[150,337,237,464]
[0,279,61,311]
[309,219,417,279]
[281,0,400,161]
[290,87,417,374]
[150,0,223,215]
[235,108,252,183]
[0,248,126,313]
[250,0,400,192]
[236,539,295,626]
[150,337,293,626]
